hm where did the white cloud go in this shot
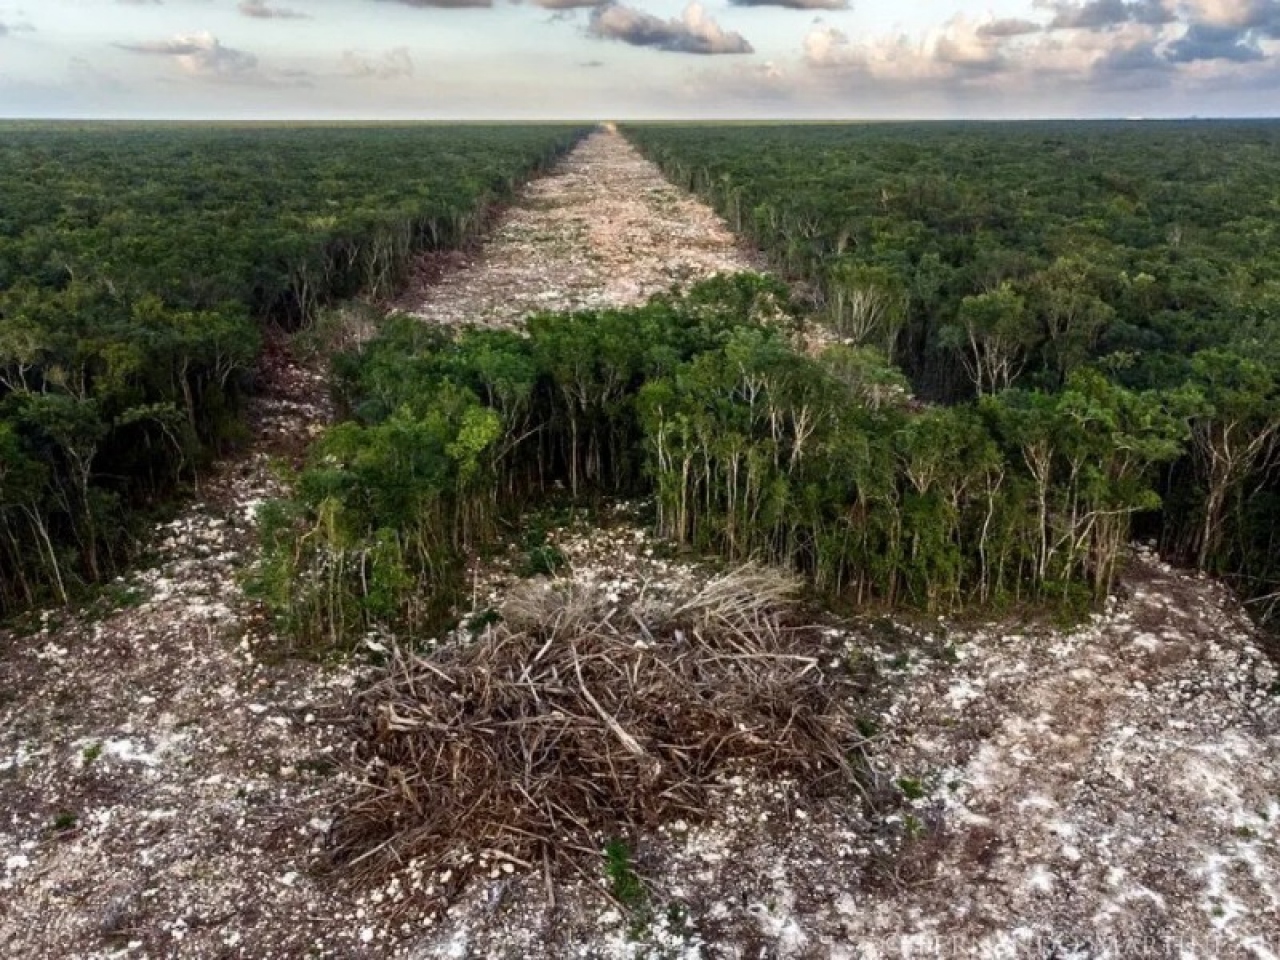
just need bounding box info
[116,33,260,79]
[729,0,849,10]
[589,2,754,55]
[239,0,310,19]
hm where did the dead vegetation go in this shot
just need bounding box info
[328,566,869,892]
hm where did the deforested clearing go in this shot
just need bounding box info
[1,124,1279,960]
[396,129,764,328]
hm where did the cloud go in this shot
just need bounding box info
[1179,0,1280,31]
[1038,0,1177,29]
[1091,36,1176,76]
[588,2,753,54]
[116,33,260,78]
[978,18,1044,37]
[799,0,1280,93]
[534,0,605,8]
[693,0,1279,113]
[1158,0,1280,62]
[340,46,415,79]
[239,0,310,18]
[935,19,1010,69]
[0,17,35,36]
[804,16,1008,80]
[728,0,848,10]
[1167,20,1267,57]
[799,9,1228,98]
[373,0,493,7]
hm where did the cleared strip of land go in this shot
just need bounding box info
[397,127,763,327]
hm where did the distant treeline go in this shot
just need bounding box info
[623,122,1280,625]
[255,276,1212,646]
[0,124,588,615]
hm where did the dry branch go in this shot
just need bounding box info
[327,565,865,893]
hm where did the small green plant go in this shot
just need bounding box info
[889,651,912,671]
[897,777,926,801]
[79,581,146,624]
[105,583,145,610]
[523,543,568,578]
[604,838,645,910]
[519,511,573,579]
[855,716,880,739]
[82,742,103,765]
[52,811,78,833]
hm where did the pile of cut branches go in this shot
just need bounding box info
[328,565,867,887]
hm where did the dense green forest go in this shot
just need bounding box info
[6,121,1277,636]
[256,275,1197,645]
[0,123,587,616]
[623,122,1280,627]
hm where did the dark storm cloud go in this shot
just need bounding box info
[728,0,850,11]
[588,2,753,54]
[239,0,310,19]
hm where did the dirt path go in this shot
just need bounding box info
[0,343,378,958]
[396,127,764,327]
[856,556,1280,956]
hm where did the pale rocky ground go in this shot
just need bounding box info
[396,127,765,328]
[1,129,1278,960]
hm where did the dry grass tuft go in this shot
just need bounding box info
[327,564,866,890]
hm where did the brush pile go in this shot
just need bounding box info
[328,565,867,886]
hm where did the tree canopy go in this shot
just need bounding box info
[0,123,588,615]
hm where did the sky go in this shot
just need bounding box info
[0,0,1277,118]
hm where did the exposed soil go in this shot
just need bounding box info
[394,127,765,328]
[369,531,1280,960]
[0,339,377,959]
[2,129,1279,960]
